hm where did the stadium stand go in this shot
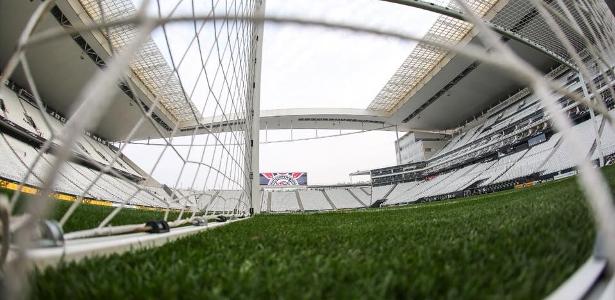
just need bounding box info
[262,186,374,213]
[371,64,615,206]
[259,190,269,213]
[0,82,191,210]
[0,83,141,177]
[371,185,395,202]
[297,190,333,211]
[269,190,301,212]
[204,190,245,214]
[234,62,615,212]
[323,188,364,209]
[358,187,371,196]
[2,60,615,214]
[347,188,369,207]
[594,115,615,159]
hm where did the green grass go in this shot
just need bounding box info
[51,200,181,233]
[29,166,615,299]
[3,190,181,233]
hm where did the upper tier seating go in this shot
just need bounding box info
[0,85,141,178]
[372,67,615,206]
[540,120,597,175]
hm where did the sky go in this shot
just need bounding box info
[124,0,439,186]
[260,0,438,109]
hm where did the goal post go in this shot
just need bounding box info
[249,0,266,215]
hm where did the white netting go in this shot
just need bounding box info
[0,0,615,298]
[0,2,261,293]
[369,0,615,112]
[369,0,500,112]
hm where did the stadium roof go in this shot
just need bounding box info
[0,0,593,140]
[188,108,411,133]
[368,0,589,117]
[368,0,500,112]
[76,0,200,124]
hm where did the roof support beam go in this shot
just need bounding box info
[379,0,576,70]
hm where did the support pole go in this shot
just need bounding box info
[579,74,605,167]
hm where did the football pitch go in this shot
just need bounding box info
[28,166,615,299]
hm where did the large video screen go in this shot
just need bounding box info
[260,172,308,186]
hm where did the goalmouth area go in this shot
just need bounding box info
[24,165,609,299]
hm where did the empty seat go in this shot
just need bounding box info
[299,190,332,211]
[269,190,300,212]
[324,189,362,209]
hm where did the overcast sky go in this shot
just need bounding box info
[124,0,439,186]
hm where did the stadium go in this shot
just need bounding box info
[0,0,615,298]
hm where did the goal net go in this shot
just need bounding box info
[1,0,615,298]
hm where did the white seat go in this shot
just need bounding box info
[299,190,332,210]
